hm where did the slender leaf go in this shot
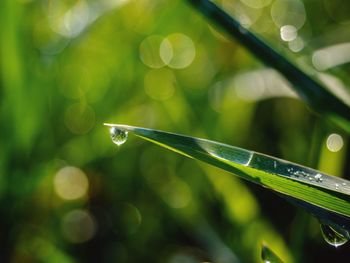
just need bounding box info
[105,124,350,222]
[186,0,350,133]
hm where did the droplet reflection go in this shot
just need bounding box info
[320,223,348,248]
[314,173,323,182]
[110,127,128,146]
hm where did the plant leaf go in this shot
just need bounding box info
[105,124,350,221]
[186,0,350,133]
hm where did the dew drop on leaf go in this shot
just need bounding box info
[261,243,283,263]
[109,127,128,146]
[320,223,348,248]
[314,173,323,182]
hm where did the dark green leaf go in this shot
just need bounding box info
[105,124,350,219]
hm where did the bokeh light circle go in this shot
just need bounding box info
[288,36,304,52]
[240,0,272,9]
[161,178,192,209]
[280,25,297,41]
[326,133,344,152]
[223,0,263,27]
[64,103,95,134]
[61,209,96,243]
[139,35,167,69]
[160,33,196,69]
[120,203,142,235]
[271,0,306,29]
[54,166,89,200]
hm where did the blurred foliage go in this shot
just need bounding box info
[0,0,350,262]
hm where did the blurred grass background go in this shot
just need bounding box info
[1,0,350,262]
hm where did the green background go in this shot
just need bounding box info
[1,0,350,262]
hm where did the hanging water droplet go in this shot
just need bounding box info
[314,173,323,182]
[320,223,348,248]
[261,243,283,263]
[109,127,128,146]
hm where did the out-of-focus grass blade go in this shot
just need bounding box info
[261,243,284,263]
[105,124,350,220]
[186,0,350,133]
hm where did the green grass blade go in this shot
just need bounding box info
[105,124,350,220]
[186,0,350,133]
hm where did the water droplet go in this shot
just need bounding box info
[109,127,128,146]
[261,243,283,263]
[335,183,339,190]
[294,170,307,177]
[314,173,323,182]
[342,182,347,186]
[320,224,348,247]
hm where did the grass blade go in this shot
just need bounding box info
[105,123,350,221]
[186,0,350,133]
